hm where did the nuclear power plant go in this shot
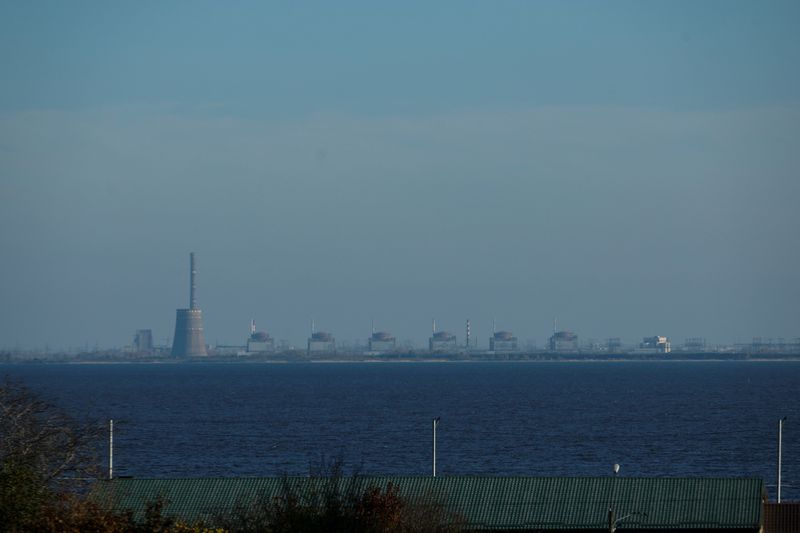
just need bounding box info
[171,253,207,357]
[429,319,457,353]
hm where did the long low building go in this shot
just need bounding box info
[93,476,766,532]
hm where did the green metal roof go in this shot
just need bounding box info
[93,476,764,530]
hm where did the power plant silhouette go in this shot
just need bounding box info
[171,253,207,356]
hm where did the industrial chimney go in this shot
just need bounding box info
[171,253,207,356]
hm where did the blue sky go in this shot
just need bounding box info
[1,1,799,349]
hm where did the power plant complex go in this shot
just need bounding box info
[118,253,796,360]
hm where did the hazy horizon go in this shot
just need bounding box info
[2,2,799,349]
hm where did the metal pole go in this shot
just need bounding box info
[432,417,440,477]
[778,417,786,503]
[608,464,619,533]
[108,419,113,480]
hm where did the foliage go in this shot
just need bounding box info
[215,458,464,533]
[0,377,104,530]
[0,378,220,533]
[33,494,223,533]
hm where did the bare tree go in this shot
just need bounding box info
[0,377,104,529]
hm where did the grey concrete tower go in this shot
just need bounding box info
[171,253,207,356]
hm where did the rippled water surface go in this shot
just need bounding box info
[4,361,799,500]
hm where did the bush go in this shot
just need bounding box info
[0,378,216,532]
[0,377,105,530]
[215,458,463,533]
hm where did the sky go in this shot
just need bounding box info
[1,1,799,350]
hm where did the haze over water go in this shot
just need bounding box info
[1,2,799,349]
[5,361,799,501]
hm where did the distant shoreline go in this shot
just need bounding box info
[2,353,800,365]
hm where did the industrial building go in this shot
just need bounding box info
[171,253,207,357]
[132,329,153,353]
[307,330,335,355]
[744,337,800,354]
[682,337,706,352]
[606,337,623,352]
[490,330,518,352]
[549,330,579,352]
[246,320,275,353]
[429,321,457,353]
[368,331,396,352]
[640,335,671,353]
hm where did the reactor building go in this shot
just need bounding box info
[549,330,579,352]
[171,253,208,357]
[490,330,519,353]
[246,320,275,354]
[308,329,336,355]
[369,331,396,352]
[368,320,396,352]
[429,320,457,353]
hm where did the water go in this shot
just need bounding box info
[3,361,799,500]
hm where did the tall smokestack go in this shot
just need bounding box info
[190,253,197,310]
[171,252,207,357]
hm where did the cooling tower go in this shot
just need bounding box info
[171,253,207,357]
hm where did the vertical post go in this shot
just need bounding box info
[108,419,114,480]
[608,464,619,533]
[432,417,440,477]
[778,417,786,503]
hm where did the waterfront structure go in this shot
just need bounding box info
[490,330,518,352]
[549,330,579,352]
[246,320,275,353]
[308,330,335,355]
[640,335,671,353]
[133,329,153,353]
[171,253,207,357]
